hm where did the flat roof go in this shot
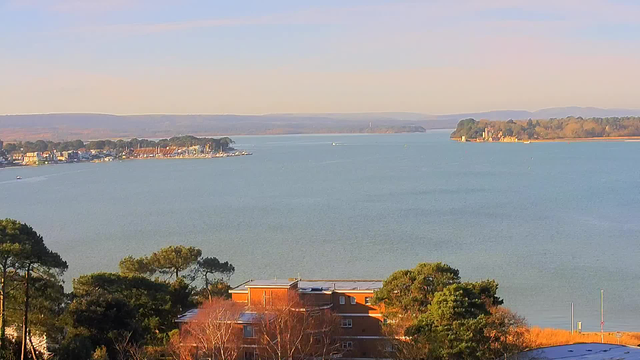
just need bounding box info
[230,279,383,293]
[176,309,199,322]
[299,280,382,292]
[176,310,268,324]
[245,279,298,287]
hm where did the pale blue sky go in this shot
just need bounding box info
[1,0,639,114]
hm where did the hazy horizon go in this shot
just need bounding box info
[2,106,640,117]
[2,0,640,115]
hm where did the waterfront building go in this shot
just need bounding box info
[132,147,180,158]
[12,153,24,162]
[23,152,44,165]
[177,278,387,360]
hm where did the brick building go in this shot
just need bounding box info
[178,278,387,360]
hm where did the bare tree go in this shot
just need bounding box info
[111,331,152,360]
[305,309,343,360]
[485,307,530,360]
[379,315,431,360]
[255,293,342,360]
[180,298,245,360]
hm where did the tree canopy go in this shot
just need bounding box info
[373,262,461,317]
[148,246,202,280]
[0,219,67,360]
[375,262,527,360]
[0,220,243,359]
[4,135,236,154]
[118,256,156,277]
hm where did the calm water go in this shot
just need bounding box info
[1,131,639,331]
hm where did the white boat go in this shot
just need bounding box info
[16,176,22,180]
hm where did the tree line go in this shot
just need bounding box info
[451,116,640,140]
[0,135,235,155]
[0,219,235,360]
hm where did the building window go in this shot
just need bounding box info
[364,297,372,305]
[342,341,353,350]
[339,296,346,305]
[341,319,352,328]
[243,325,255,338]
[244,351,256,360]
[310,310,321,316]
[350,296,356,305]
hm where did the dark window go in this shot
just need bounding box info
[243,325,255,338]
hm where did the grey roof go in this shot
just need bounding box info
[519,344,640,360]
[298,280,383,292]
[230,279,383,293]
[246,279,298,287]
[176,309,199,322]
[176,310,268,324]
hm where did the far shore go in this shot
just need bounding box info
[530,136,640,143]
[452,136,640,143]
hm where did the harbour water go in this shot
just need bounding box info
[1,131,640,331]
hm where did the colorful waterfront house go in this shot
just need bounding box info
[177,279,388,360]
[12,152,24,162]
[77,148,92,161]
[23,152,44,165]
[41,151,56,161]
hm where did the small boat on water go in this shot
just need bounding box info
[16,176,22,180]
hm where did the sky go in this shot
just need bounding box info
[1,0,640,115]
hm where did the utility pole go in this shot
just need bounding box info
[601,289,604,343]
[571,302,574,335]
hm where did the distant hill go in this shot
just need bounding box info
[431,107,640,121]
[1,107,639,141]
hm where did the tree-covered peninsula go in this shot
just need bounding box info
[1,135,235,154]
[451,116,640,142]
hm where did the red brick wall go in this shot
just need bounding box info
[248,288,292,307]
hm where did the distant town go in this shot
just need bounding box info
[0,135,251,167]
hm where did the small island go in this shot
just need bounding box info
[0,135,250,167]
[451,116,640,142]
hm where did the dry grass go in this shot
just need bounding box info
[526,327,640,348]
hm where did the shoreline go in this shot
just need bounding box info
[452,136,640,143]
[530,136,640,143]
[0,151,252,169]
